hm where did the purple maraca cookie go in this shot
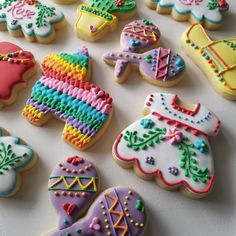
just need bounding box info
[103,48,185,87]
[48,156,99,230]
[50,187,147,236]
[121,19,161,52]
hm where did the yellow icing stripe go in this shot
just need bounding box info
[23,105,44,119]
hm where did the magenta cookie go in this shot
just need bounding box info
[48,156,99,230]
[48,187,147,236]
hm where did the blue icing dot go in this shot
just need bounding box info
[129,39,141,47]
[175,58,185,72]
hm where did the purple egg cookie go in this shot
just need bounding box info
[48,156,99,230]
[120,19,161,52]
[50,187,147,236]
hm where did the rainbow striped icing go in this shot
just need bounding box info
[22,47,113,150]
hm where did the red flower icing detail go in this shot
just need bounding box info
[218,0,228,7]
[23,0,38,5]
[66,156,84,165]
[0,42,35,101]
[115,0,123,6]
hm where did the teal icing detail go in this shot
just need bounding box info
[0,136,34,197]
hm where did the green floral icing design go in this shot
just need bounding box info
[35,2,56,28]
[222,40,236,51]
[123,127,166,151]
[89,0,136,13]
[0,142,27,174]
[123,124,211,184]
[177,137,211,183]
[0,0,17,9]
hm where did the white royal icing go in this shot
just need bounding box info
[0,0,64,38]
[159,0,226,24]
[114,93,220,194]
[0,134,34,196]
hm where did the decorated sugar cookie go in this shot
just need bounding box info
[120,19,161,52]
[75,0,136,42]
[22,47,113,151]
[48,156,99,230]
[0,0,66,43]
[46,186,147,236]
[113,93,221,198]
[104,48,185,87]
[145,0,229,30]
[104,19,185,87]
[182,24,236,100]
[0,42,36,109]
[0,128,37,197]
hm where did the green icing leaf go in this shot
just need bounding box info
[0,0,17,9]
[0,142,25,172]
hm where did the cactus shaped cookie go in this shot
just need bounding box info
[22,47,113,151]
[113,93,221,198]
[0,128,37,197]
[75,0,136,42]
[46,185,147,236]
[0,42,36,109]
[0,0,66,43]
[48,156,99,230]
[182,24,236,100]
[145,0,229,30]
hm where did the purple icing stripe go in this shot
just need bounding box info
[26,99,98,137]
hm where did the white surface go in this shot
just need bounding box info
[0,0,236,235]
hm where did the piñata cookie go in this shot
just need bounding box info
[75,0,136,42]
[0,128,37,197]
[22,47,113,151]
[182,24,236,100]
[48,156,100,230]
[45,186,147,236]
[145,0,229,30]
[103,20,185,87]
[0,42,36,109]
[113,93,221,198]
[0,0,66,43]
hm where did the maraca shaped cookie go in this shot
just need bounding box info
[0,42,36,109]
[22,47,113,151]
[48,156,99,230]
[120,19,161,52]
[104,48,185,87]
[46,186,147,236]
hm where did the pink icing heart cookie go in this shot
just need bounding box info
[48,156,100,230]
[22,47,113,151]
[113,93,221,198]
[0,0,66,43]
[0,42,36,109]
[0,127,37,197]
[46,184,147,236]
[145,0,229,30]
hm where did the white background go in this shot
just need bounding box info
[0,0,236,235]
